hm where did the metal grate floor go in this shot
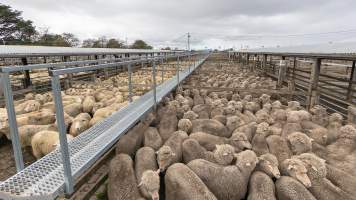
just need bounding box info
[0,55,208,200]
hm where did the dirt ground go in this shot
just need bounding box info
[0,138,36,181]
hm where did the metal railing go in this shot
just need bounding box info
[0,50,209,200]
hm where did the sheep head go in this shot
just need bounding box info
[157,145,176,172]
[294,153,327,180]
[281,158,312,188]
[229,132,252,151]
[138,170,160,200]
[235,150,258,174]
[258,153,280,179]
[213,144,235,165]
[287,132,313,155]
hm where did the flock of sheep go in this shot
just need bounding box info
[108,61,356,200]
[0,64,177,160]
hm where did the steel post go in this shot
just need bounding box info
[1,73,24,171]
[177,56,180,85]
[152,60,157,109]
[161,57,164,83]
[128,64,133,102]
[51,75,74,194]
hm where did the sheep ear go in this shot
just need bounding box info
[155,169,160,174]
[155,151,159,155]
[312,166,317,171]
[246,162,251,166]
[171,152,176,156]
[223,152,228,156]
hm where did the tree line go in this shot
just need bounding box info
[0,4,153,49]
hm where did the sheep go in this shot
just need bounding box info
[182,110,199,121]
[116,113,155,157]
[247,171,276,200]
[18,124,56,148]
[234,122,257,142]
[266,135,292,163]
[226,116,244,135]
[287,101,301,111]
[69,113,91,137]
[188,150,258,200]
[276,176,317,200]
[165,163,218,200]
[326,164,356,197]
[55,112,74,132]
[296,153,356,200]
[156,131,188,171]
[305,127,328,146]
[138,170,160,200]
[212,115,227,125]
[177,118,192,134]
[326,113,343,144]
[190,131,251,152]
[82,96,96,113]
[108,154,143,200]
[287,132,313,155]
[281,111,302,138]
[192,104,210,119]
[213,144,235,165]
[280,158,311,188]
[252,122,270,156]
[158,105,178,142]
[182,138,215,164]
[310,105,329,127]
[135,147,159,200]
[143,127,163,151]
[259,94,271,105]
[15,100,41,114]
[255,153,280,179]
[326,125,356,161]
[31,130,74,159]
[191,119,229,137]
[64,103,83,117]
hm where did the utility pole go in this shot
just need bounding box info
[187,32,191,51]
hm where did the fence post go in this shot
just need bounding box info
[346,61,356,100]
[161,56,164,83]
[177,55,180,85]
[51,75,74,195]
[128,64,132,102]
[306,58,321,110]
[21,58,31,88]
[63,56,72,89]
[348,105,356,124]
[152,60,157,109]
[277,57,287,87]
[263,54,267,73]
[1,72,24,171]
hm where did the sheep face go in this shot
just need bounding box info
[287,101,300,111]
[271,101,282,110]
[259,94,271,105]
[282,158,311,188]
[24,100,41,113]
[287,132,313,155]
[258,153,280,179]
[213,144,235,165]
[224,106,236,116]
[230,132,252,151]
[157,145,175,172]
[329,113,343,123]
[139,170,160,200]
[235,150,258,170]
[178,119,192,133]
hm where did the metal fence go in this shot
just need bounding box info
[0,48,209,199]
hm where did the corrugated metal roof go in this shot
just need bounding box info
[240,42,356,54]
[0,45,182,58]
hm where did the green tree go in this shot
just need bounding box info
[162,47,171,50]
[130,39,152,49]
[107,38,124,48]
[82,39,95,48]
[35,30,79,47]
[62,32,79,47]
[92,36,107,48]
[0,4,36,44]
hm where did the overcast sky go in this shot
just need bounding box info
[3,0,356,50]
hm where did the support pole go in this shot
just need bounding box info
[161,56,164,83]
[1,73,24,171]
[347,61,356,100]
[128,64,132,102]
[21,58,31,88]
[51,75,74,195]
[263,54,267,73]
[152,60,157,109]
[348,106,356,124]
[307,58,321,110]
[277,57,287,87]
[177,56,180,85]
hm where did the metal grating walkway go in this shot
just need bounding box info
[0,54,208,200]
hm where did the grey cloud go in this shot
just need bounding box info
[2,0,356,49]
